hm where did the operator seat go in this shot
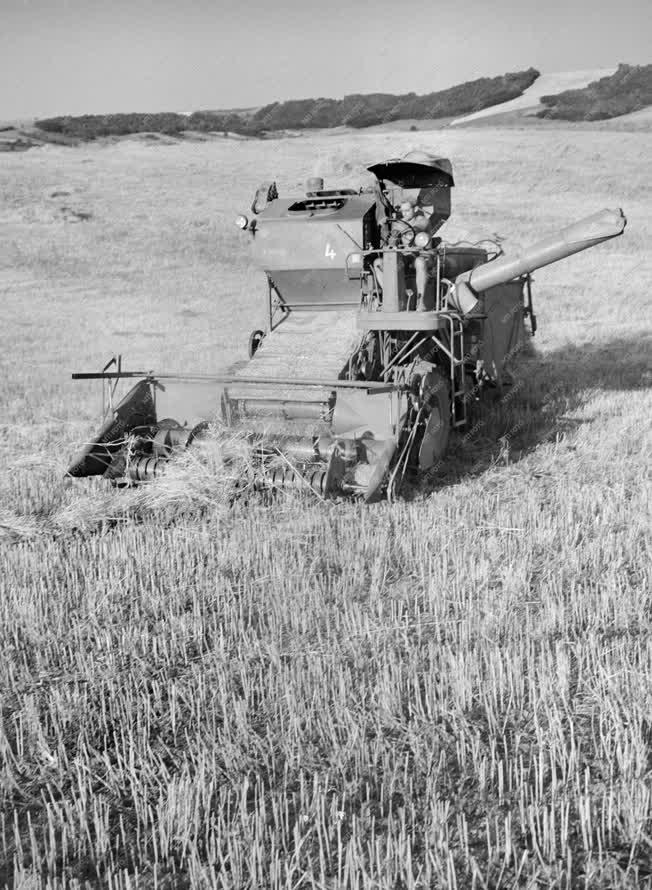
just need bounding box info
[416,185,450,234]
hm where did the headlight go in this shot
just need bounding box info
[235,214,249,229]
[414,231,432,249]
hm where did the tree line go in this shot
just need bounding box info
[35,68,540,140]
[34,111,265,139]
[34,65,652,140]
[250,69,540,129]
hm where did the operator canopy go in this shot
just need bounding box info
[367,151,454,189]
[369,151,454,232]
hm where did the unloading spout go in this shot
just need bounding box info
[451,208,626,313]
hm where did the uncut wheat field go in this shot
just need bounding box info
[0,127,650,889]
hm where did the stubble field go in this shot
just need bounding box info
[0,127,650,888]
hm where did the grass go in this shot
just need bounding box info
[0,127,650,888]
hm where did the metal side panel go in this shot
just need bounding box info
[154,379,224,428]
[269,269,361,306]
[479,281,526,382]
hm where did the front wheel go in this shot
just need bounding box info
[417,368,450,471]
[248,329,265,358]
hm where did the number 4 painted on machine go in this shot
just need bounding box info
[325,243,336,260]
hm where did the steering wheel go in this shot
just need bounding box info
[386,218,416,247]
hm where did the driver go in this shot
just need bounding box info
[399,198,430,237]
[373,198,434,311]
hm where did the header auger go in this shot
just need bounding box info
[67,151,626,502]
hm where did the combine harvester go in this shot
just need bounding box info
[67,152,626,501]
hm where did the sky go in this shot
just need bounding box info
[1,0,651,120]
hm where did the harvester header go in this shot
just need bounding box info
[68,152,626,501]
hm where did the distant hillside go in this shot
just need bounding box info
[538,63,652,120]
[33,68,540,141]
[449,68,616,126]
[250,69,540,129]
